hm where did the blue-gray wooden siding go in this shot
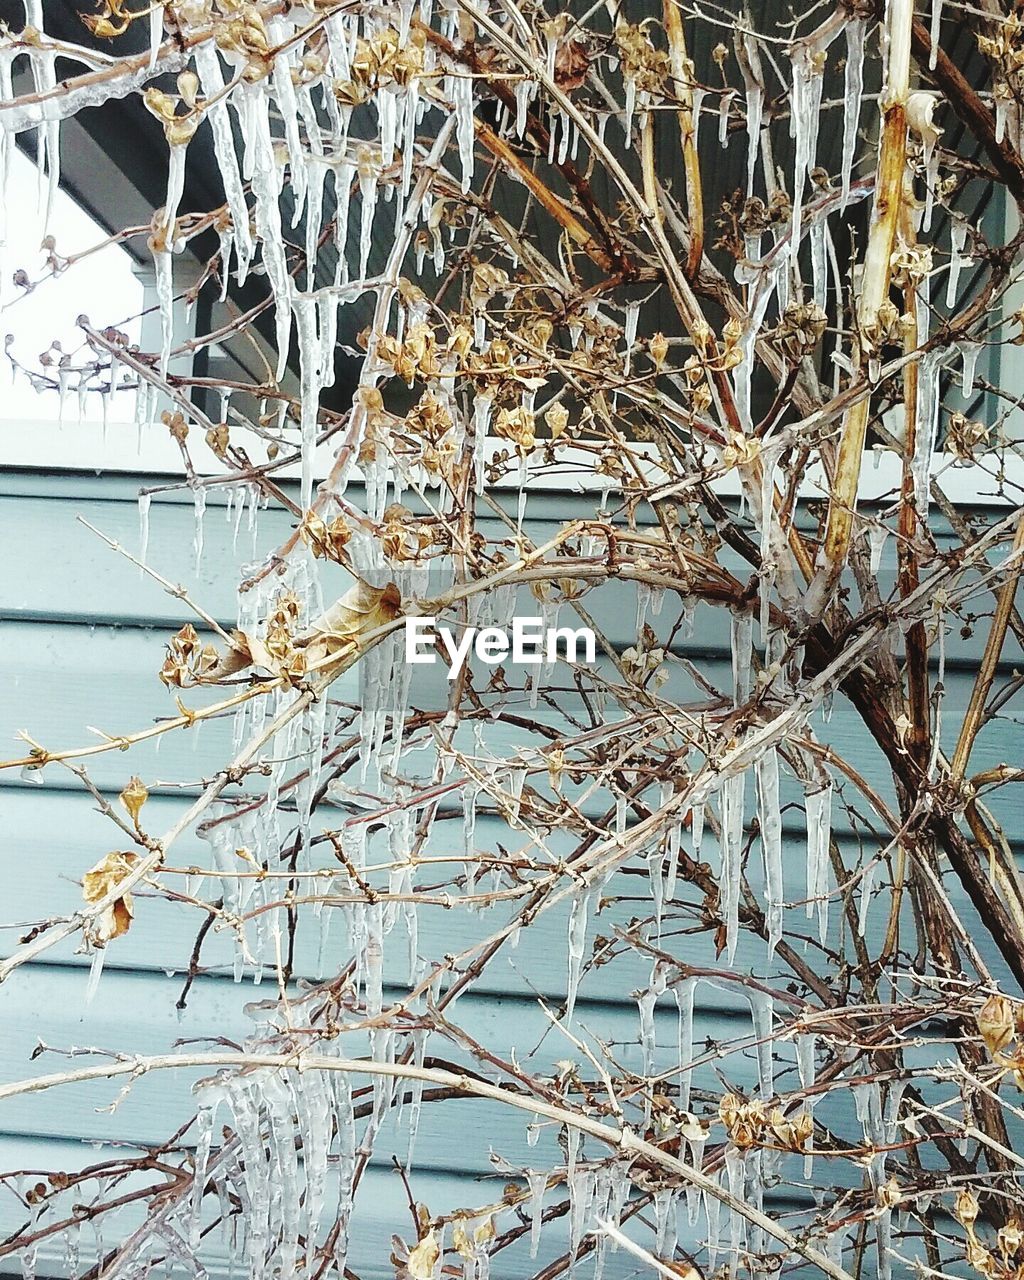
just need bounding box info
[0,464,1020,1278]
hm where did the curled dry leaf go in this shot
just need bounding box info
[404,1229,439,1280]
[200,582,401,684]
[81,851,140,945]
[299,580,402,671]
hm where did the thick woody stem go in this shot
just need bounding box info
[662,0,704,277]
[804,0,913,621]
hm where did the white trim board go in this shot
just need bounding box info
[2,415,1023,508]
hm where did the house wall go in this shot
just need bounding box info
[0,459,1020,1277]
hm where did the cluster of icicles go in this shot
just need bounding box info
[0,0,952,1276]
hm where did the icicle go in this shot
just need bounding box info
[913,350,944,512]
[720,770,745,963]
[805,780,832,943]
[138,491,151,569]
[623,300,640,377]
[296,1071,332,1258]
[566,889,593,1022]
[195,42,253,284]
[810,219,828,310]
[154,240,174,377]
[189,1090,218,1250]
[515,80,534,138]
[747,988,774,1098]
[148,4,162,69]
[718,89,735,148]
[568,1168,596,1260]
[868,523,889,573]
[755,746,783,958]
[624,77,637,144]
[357,147,378,280]
[725,1145,747,1265]
[960,338,980,397]
[24,0,59,231]
[706,1173,723,1267]
[731,610,753,705]
[396,1027,425,1169]
[691,800,704,860]
[797,1034,816,1090]
[858,860,877,937]
[841,19,866,209]
[744,80,763,195]
[452,72,475,192]
[674,977,697,1113]
[294,294,322,510]
[637,967,664,1081]
[928,0,943,67]
[85,947,105,1004]
[790,46,824,255]
[557,108,571,165]
[193,485,207,572]
[527,1172,547,1258]
[654,1188,678,1258]
[243,84,292,379]
[473,393,492,494]
[946,219,968,308]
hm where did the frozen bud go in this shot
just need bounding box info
[547,747,565,791]
[876,298,900,339]
[545,403,569,439]
[741,196,769,233]
[977,992,1015,1056]
[494,405,536,455]
[792,1109,814,1149]
[999,1221,1024,1258]
[906,91,942,151]
[165,116,199,148]
[143,87,178,124]
[164,410,189,444]
[119,776,149,826]
[722,317,743,349]
[947,411,989,461]
[530,317,553,350]
[649,331,669,370]
[730,1101,765,1149]
[356,144,377,181]
[177,70,200,107]
[712,42,729,66]
[327,515,352,555]
[357,385,385,416]
[965,1240,994,1276]
[768,189,791,221]
[206,423,230,457]
[448,324,473,360]
[718,1092,742,1130]
[302,512,329,553]
[876,1177,903,1211]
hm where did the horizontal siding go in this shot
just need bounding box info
[0,465,1019,1277]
